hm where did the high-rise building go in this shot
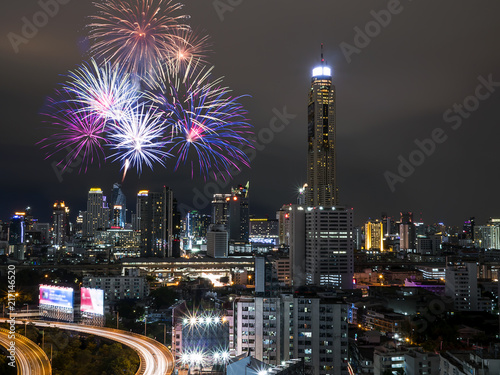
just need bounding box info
[228,184,250,243]
[136,186,181,258]
[306,46,337,207]
[249,218,279,245]
[9,212,26,260]
[207,224,228,258]
[234,292,348,374]
[83,188,110,237]
[364,219,383,251]
[445,261,479,311]
[211,183,250,243]
[51,201,70,247]
[399,212,416,253]
[305,207,354,289]
[212,193,231,226]
[474,224,500,249]
[111,183,127,228]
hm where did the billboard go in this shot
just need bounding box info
[80,287,104,315]
[39,285,74,309]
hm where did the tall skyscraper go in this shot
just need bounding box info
[306,46,337,207]
[111,183,127,228]
[399,212,416,253]
[211,183,250,243]
[211,193,231,226]
[52,201,70,247]
[83,188,110,237]
[9,212,26,260]
[136,186,180,258]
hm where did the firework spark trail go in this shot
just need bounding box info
[39,91,108,172]
[145,61,254,180]
[63,59,140,122]
[107,103,172,175]
[88,0,190,76]
[166,28,211,72]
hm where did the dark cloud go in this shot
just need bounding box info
[1,0,500,226]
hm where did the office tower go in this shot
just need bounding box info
[228,184,250,242]
[207,224,228,258]
[306,46,337,207]
[474,224,500,249]
[249,218,279,246]
[463,217,475,241]
[24,206,34,231]
[9,213,26,260]
[111,183,127,228]
[111,205,124,228]
[282,205,306,287]
[277,206,291,246]
[254,256,278,296]
[399,212,415,253]
[305,207,354,289]
[445,261,478,311]
[52,201,70,247]
[83,188,110,237]
[212,193,231,225]
[186,211,212,240]
[364,219,383,251]
[136,186,180,258]
[211,183,250,242]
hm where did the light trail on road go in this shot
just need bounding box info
[0,327,52,375]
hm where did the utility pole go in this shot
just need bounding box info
[116,311,119,330]
[144,316,147,336]
[42,330,44,350]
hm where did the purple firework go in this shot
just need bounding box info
[145,61,254,180]
[39,91,108,172]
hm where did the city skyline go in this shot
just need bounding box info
[2,1,500,225]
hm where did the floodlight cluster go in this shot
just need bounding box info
[179,348,230,368]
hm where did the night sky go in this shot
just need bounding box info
[2,0,500,226]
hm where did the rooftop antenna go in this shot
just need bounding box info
[321,43,324,65]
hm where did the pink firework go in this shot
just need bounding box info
[88,0,190,75]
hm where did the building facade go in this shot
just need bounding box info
[306,49,337,207]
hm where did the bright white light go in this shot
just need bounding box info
[258,371,268,375]
[312,66,332,77]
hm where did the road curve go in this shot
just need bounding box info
[31,321,174,375]
[0,328,52,375]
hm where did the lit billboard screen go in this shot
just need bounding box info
[80,287,104,315]
[39,285,74,309]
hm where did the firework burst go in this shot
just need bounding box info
[107,103,171,174]
[39,91,108,172]
[146,62,254,180]
[166,28,211,71]
[63,59,140,122]
[88,0,189,76]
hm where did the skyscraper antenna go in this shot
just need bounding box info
[321,43,324,64]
